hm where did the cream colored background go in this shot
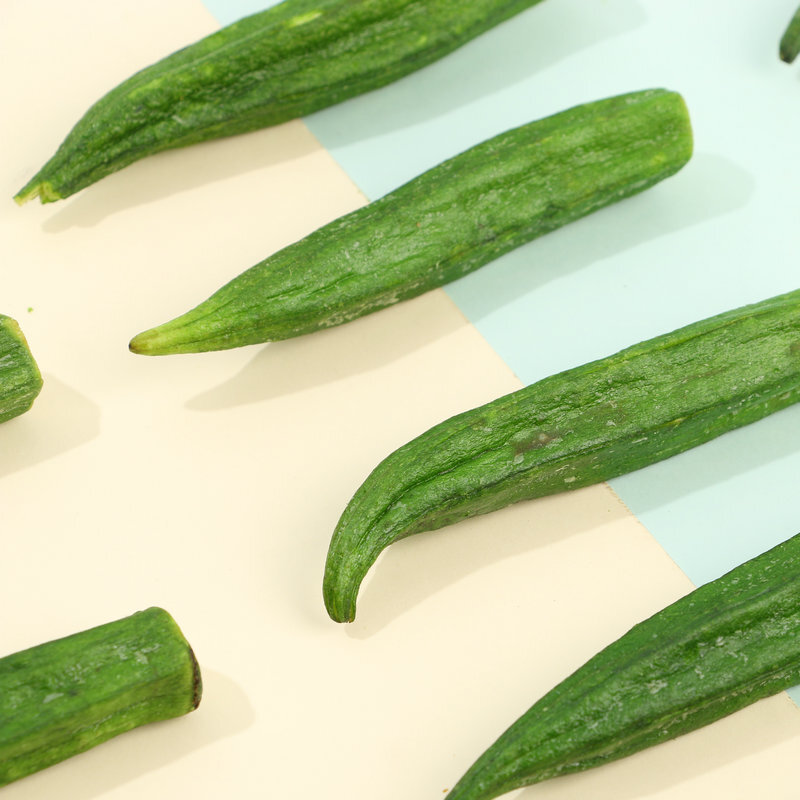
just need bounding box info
[1,1,799,798]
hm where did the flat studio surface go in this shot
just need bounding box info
[2,1,799,798]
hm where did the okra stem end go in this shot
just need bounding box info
[13,180,61,206]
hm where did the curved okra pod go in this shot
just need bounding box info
[323,288,800,623]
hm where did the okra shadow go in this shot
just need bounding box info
[344,485,628,639]
[183,289,469,411]
[306,0,646,155]
[0,375,100,479]
[446,152,755,326]
[38,119,321,231]
[606,403,800,590]
[609,402,800,517]
[2,669,254,800]
[183,153,752,412]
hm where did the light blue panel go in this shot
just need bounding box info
[612,405,800,586]
[301,0,650,201]
[201,0,281,25]
[200,0,800,691]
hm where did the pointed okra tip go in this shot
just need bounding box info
[129,327,169,356]
[322,548,360,624]
[13,179,62,206]
[129,316,201,356]
[129,303,234,355]
[322,574,358,624]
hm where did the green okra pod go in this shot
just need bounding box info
[129,88,692,355]
[446,530,800,800]
[0,607,202,787]
[15,0,548,205]
[323,288,800,623]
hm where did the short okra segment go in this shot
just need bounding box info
[14,0,547,205]
[0,607,202,787]
[323,287,800,623]
[0,315,42,424]
[446,530,800,800]
[130,89,693,355]
[780,4,800,62]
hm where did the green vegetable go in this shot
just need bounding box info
[0,607,201,787]
[0,315,42,424]
[780,4,800,63]
[14,0,548,205]
[129,88,692,356]
[445,531,800,800]
[323,287,800,623]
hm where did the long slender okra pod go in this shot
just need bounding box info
[129,89,692,355]
[14,0,548,204]
[445,530,800,800]
[323,288,800,623]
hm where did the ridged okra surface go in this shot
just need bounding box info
[0,607,201,787]
[15,0,546,204]
[446,531,800,799]
[130,89,693,355]
[323,288,800,622]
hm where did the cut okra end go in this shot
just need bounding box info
[0,606,202,788]
[13,179,61,206]
[0,313,43,424]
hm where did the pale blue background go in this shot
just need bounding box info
[204,0,800,696]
